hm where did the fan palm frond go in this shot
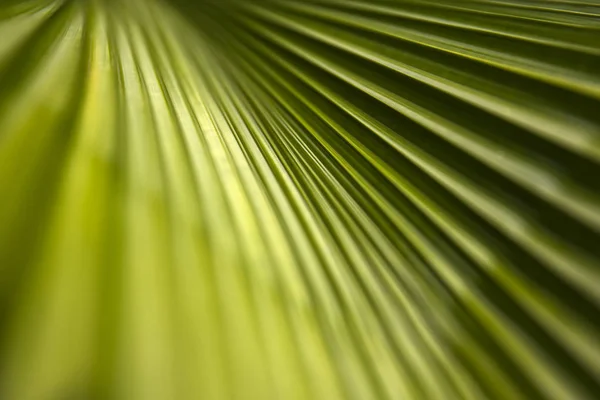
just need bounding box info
[0,1,599,399]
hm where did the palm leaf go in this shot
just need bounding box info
[0,0,599,399]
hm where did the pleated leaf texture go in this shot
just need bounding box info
[1,0,600,399]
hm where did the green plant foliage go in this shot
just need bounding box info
[0,0,599,399]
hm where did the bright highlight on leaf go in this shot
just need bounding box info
[0,0,599,399]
